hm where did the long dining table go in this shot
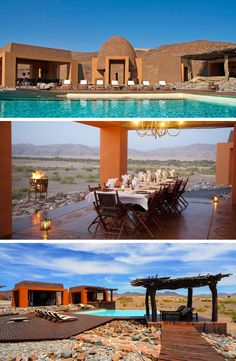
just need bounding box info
[86,188,156,210]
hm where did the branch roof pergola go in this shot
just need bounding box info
[131,273,231,322]
[131,273,230,290]
[181,47,236,61]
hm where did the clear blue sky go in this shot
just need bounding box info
[1,0,236,51]
[12,121,231,150]
[0,243,235,294]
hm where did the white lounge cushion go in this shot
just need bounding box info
[63,79,71,85]
[128,80,135,86]
[80,80,88,85]
[96,80,104,85]
[111,80,119,86]
[143,80,150,86]
[159,80,167,86]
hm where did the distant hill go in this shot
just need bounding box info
[12,143,216,161]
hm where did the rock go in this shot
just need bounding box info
[60,350,73,359]
[28,355,38,361]
[75,354,85,361]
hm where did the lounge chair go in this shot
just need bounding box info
[142,80,153,90]
[78,79,88,89]
[53,312,77,322]
[62,79,73,89]
[159,80,176,91]
[160,306,198,322]
[96,79,105,89]
[111,80,120,89]
[127,80,136,90]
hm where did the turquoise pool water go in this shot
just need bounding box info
[81,309,146,317]
[1,97,236,117]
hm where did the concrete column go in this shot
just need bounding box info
[19,288,29,308]
[232,126,236,205]
[62,289,69,305]
[100,126,128,187]
[0,122,12,238]
[136,58,142,84]
[224,56,229,81]
[69,61,78,88]
[2,52,16,87]
[81,290,87,304]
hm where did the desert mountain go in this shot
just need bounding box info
[12,143,216,161]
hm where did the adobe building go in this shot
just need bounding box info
[91,36,142,85]
[69,285,117,309]
[1,37,236,87]
[0,43,78,87]
[12,281,68,308]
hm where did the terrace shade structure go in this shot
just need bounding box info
[69,285,118,309]
[1,120,236,238]
[181,47,236,81]
[131,273,231,322]
[0,43,79,87]
[12,281,68,308]
[79,120,236,192]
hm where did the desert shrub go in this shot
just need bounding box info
[51,174,61,182]
[162,299,173,303]
[12,187,28,199]
[13,175,22,181]
[117,297,133,303]
[82,167,95,172]
[195,308,207,313]
[60,176,76,185]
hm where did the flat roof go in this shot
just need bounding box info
[182,47,236,60]
[15,280,64,289]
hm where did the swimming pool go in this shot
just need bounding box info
[1,95,236,118]
[81,309,147,317]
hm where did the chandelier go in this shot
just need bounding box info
[133,121,184,139]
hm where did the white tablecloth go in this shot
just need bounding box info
[86,190,155,210]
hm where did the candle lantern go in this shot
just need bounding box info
[40,218,52,231]
[213,195,219,203]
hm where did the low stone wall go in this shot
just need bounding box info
[147,321,227,335]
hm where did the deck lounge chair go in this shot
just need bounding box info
[127,80,136,90]
[62,79,72,90]
[78,80,88,89]
[160,306,198,322]
[53,312,77,322]
[159,80,176,90]
[96,79,105,89]
[111,80,120,89]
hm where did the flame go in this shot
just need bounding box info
[32,170,45,179]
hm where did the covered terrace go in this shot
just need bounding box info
[1,120,236,239]
[131,273,231,322]
[181,47,236,81]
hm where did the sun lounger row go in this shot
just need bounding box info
[61,79,175,90]
[35,309,77,322]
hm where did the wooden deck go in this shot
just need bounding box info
[159,323,224,361]
[0,314,113,342]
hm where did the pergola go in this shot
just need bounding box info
[181,47,236,81]
[131,273,231,322]
[0,120,236,238]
